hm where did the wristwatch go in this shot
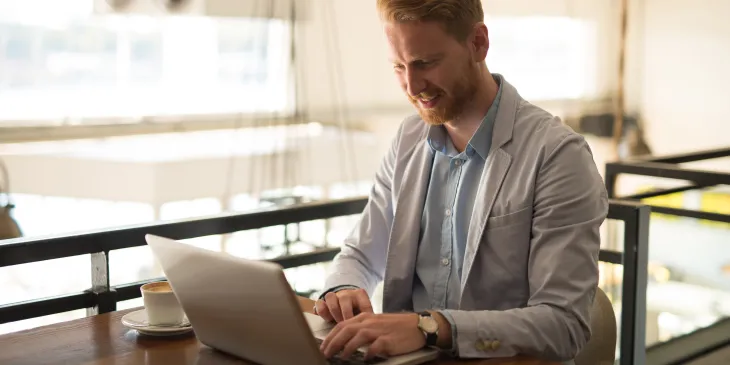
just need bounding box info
[417,311,439,347]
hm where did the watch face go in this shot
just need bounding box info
[419,316,438,333]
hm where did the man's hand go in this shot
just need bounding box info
[315,288,374,323]
[319,312,425,360]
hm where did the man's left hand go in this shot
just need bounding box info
[319,312,425,360]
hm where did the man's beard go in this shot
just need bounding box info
[409,69,478,126]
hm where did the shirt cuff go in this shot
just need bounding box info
[438,310,459,356]
[318,285,360,300]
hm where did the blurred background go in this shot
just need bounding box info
[0,0,728,361]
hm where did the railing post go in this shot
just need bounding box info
[284,224,291,255]
[619,204,650,365]
[605,164,622,307]
[86,250,117,316]
[605,163,618,199]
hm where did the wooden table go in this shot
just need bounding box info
[0,297,558,365]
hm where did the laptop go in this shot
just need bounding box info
[145,234,440,365]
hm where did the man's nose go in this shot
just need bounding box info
[405,71,426,97]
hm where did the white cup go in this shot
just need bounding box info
[140,281,185,326]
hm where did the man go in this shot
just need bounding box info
[315,0,608,363]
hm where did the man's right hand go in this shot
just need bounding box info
[315,288,374,323]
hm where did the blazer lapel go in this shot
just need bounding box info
[459,77,519,298]
[459,149,511,296]
[382,140,433,313]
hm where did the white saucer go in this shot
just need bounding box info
[121,309,193,336]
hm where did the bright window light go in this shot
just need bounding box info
[0,0,290,124]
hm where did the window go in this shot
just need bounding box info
[486,16,597,101]
[0,0,290,124]
[10,193,154,236]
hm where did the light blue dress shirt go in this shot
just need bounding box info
[412,75,503,351]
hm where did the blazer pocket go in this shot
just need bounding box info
[486,206,532,230]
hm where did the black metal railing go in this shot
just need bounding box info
[606,146,730,224]
[606,200,651,365]
[646,317,730,365]
[606,147,730,364]
[0,197,367,322]
[0,197,649,364]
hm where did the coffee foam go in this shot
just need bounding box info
[142,282,172,293]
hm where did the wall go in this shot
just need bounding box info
[293,0,406,119]
[639,0,730,154]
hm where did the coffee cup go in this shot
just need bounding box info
[140,281,185,326]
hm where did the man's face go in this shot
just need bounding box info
[385,21,479,125]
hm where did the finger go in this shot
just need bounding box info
[319,320,343,351]
[325,292,344,322]
[340,329,377,360]
[319,312,367,352]
[339,295,355,320]
[315,299,334,322]
[354,289,374,314]
[365,337,389,360]
[323,324,360,359]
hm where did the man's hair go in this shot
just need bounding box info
[376,0,484,41]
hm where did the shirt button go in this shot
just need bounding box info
[441,258,449,266]
[454,160,462,166]
[445,209,452,216]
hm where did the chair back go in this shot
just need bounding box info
[575,287,617,365]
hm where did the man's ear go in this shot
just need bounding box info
[470,22,489,62]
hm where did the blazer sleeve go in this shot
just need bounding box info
[443,133,608,361]
[322,122,404,297]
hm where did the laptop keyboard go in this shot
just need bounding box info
[315,338,387,365]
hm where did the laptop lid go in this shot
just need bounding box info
[145,234,327,365]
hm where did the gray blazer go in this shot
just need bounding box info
[324,76,609,363]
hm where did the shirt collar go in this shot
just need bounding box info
[467,75,503,159]
[426,74,504,159]
[426,125,449,154]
